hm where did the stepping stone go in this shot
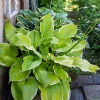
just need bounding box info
[70,75,94,88]
[83,85,100,100]
[93,73,100,84]
[70,88,85,100]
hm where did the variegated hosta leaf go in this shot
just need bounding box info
[27,30,42,47]
[61,80,70,100]
[5,21,17,42]
[52,42,71,52]
[72,57,99,73]
[16,22,29,29]
[40,13,54,39]
[34,63,60,87]
[0,43,17,67]
[48,53,73,67]
[11,33,31,47]
[22,55,42,71]
[53,65,68,80]
[70,41,86,52]
[29,18,40,27]
[53,29,59,39]
[39,82,63,100]
[59,24,77,39]
[11,77,38,100]
[68,50,83,58]
[43,37,58,46]
[39,44,49,55]
[60,38,72,44]
[18,28,29,35]
[9,61,30,81]
[11,33,42,57]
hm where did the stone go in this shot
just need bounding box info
[93,73,100,84]
[83,85,100,100]
[70,88,85,100]
[70,75,94,88]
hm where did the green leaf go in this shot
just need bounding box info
[53,29,59,39]
[34,63,60,87]
[68,50,83,58]
[53,65,68,80]
[17,15,30,25]
[60,38,72,44]
[5,21,17,42]
[55,12,68,19]
[29,18,40,27]
[18,28,29,35]
[59,24,77,38]
[12,33,41,57]
[22,55,42,71]
[20,10,34,17]
[39,82,63,100]
[11,33,31,47]
[48,53,73,67]
[72,57,99,73]
[52,42,71,52]
[27,30,42,47]
[43,37,58,46]
[39,44,49,55]
[0,43,17,67]
[11,33,42,58]
[11,77,38,100]
[61,80,70,100]
[9,61,30,81]
[16,22,29,29]
[71,41,86,52]
[40,14,54,39]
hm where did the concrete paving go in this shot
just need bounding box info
[70,73,100,100]
[83,85,100,100]
[70,88,85,100]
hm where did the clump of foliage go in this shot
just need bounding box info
[66,0,100,65]
[77,0,100,65]
[0,14,99,100]
[38,0,66,12]
[16,9,73,30]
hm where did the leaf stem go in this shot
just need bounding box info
[50,0,52,10]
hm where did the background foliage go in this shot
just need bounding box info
[65,0,100,65]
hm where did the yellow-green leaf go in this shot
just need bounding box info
[40,14,54,39]
[72,57,99,73]
[5,21,17,42]
[34,64,60,87]
[53,65,68,80]
[22,55,42,71]
[10,61,30,81]
[59,24,77,38]
[49,53,73,67]
[39,82,63,100]
[11,77,38,100]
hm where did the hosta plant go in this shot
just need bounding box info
[0,14,99,100]
[16,9,73,31]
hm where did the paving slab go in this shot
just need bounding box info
[83,85,100,100]
[93,73,100,84]
[70,75,94,88]
[70,88,85,100]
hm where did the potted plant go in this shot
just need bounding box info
[0,14,99,100]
